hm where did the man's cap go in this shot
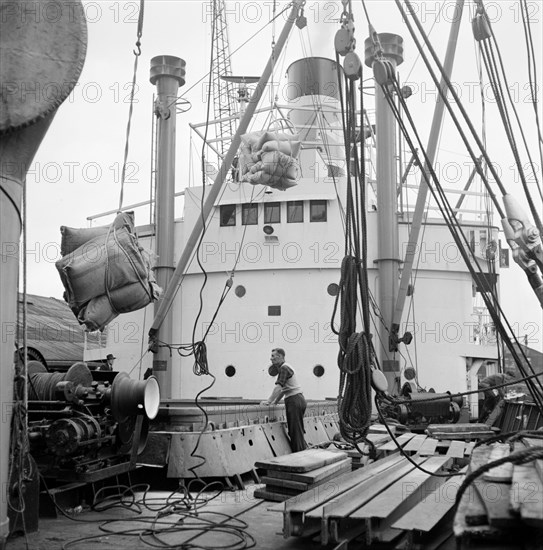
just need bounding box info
[505,369,517,379]
[106,354,116,360]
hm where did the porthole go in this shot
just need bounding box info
[235,285,246,298]
[225,365,236,377]
[327,283,339,296]
[313,364,325,377]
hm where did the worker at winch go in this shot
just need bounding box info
[99,353,116,371]
[478,369,517,422]
[260,348,307,452]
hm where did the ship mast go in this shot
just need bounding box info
[364,34,404,394]
[149,56,185,397]
[366,1,465,394]
[391,0,465,359]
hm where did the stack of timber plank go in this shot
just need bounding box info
[376,424,487,462]
[253,448,351,502]
[426,423,497,441]
[279,451,464,548]
[454,437,543,549]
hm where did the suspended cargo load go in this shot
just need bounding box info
[60,211,135,256]
[78,264,161,332]
[56,212,162,332]
[239,131,301,190]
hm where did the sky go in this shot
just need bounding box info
[20,0,543,351]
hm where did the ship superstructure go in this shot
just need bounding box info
[91,55,499,406]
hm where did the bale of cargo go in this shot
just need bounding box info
[239,131,264,175]
[244,149,299,190]
[239,131,300,190]
[56,226,149,311]
[60,211,135,256]
[78,278,161,332]
[255,131,301,155]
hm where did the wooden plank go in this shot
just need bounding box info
[402,434,427,453]
[510,460,543,528]
[255,448,347,473]
[392,468,467,532]
[357,456,453,543]
[280,456,404,539]
[254,487,289,502]
[446,440,466,458]
[378,432,416,453]
[464,483,488,526]
[261,476,309,492]
[464,441,475,456]
[430,431,495,440]
[427,423,493,434]
[419,437,439,456]
[469,444,519,528]
[454,478,498,537]
[404,509,456,550]
[523,437,543,480]
[316,457,422,520]
[265,457,352,484]
[366,433,392,445]
[483,443,512,482]
[283,453,406,514]
[262,483,304,497]
[261,460,351,492]
[351,456,452,520]
[369,423,395,434]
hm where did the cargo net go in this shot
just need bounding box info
[56,212,162,332]
[239,131,301,190]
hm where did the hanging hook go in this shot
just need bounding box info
[133,40,142,57]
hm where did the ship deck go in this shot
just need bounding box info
[4,478,457,550]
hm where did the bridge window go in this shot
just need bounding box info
[310,200,327,222]
[220,204,236,226]
[242,203,258,225]
[264,202,281,224]
[287,201,304,223]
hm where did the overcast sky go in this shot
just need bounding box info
[22,0,542,351]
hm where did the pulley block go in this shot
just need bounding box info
[472,14,491,41]
[344,51,362,81]
[335,28,352,56]
[372,58,395,86]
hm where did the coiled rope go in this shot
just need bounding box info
[334,256,373,445]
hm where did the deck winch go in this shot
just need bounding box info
[26,361,159,480]
[392,383,463,428]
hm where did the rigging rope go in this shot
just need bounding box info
[330,4,379,445]
[396,0,507,218]
[520,0,543,184]
[474,2,543,233]
[118,0,145,212]
[381,69,543,411]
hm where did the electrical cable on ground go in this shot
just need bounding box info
[38,472,260,550]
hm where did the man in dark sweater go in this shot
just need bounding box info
[478,369,517,422]
[260,348,307,452]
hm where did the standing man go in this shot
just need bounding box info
[478,369,517,422]
[260,348,307,452]
[100,353,116,371]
